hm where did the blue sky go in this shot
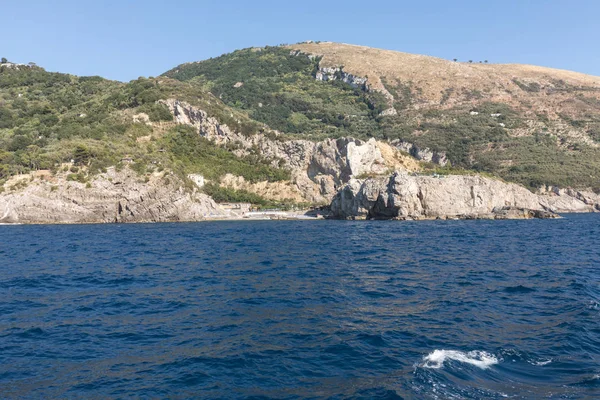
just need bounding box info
[1,0,599,81]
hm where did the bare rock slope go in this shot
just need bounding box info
[164,99,417,203]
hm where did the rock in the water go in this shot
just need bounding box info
[492,206,558,220]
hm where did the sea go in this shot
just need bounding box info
[1,214,599,399]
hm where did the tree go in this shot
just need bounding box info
[8,135,32,152]
[73,145,92,165]
[1,57,7,64]
[453,58,458,62]
[484,60,489,64]
[468,60,473,63]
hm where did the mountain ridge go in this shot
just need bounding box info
[290,41,600,81]
[288,41,600,113]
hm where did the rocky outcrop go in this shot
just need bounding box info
[537,186,600,213]
[0,168,223,224]
[330,172,567,220]
[164,99,600,213]
[162,99,392,203]
[392,140,449,166]
[314,66,368,89]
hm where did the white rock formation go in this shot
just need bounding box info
[392,140,449,166]
[330,172,594,220]
[538,186,600,213]
[162,99,390,203]
[315,66,368,89]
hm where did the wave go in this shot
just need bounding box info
[503,285,536,293]
[421,349,500,370]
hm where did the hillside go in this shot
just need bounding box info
[290,42,600,110]
[165,42,600,190]
[0,61,296,207]
[1,41,600,223]
[289,43,600,190]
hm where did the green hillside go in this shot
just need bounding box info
[0,63,287,198]
[163,47,386,138]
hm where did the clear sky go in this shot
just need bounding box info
[2,0,599,82]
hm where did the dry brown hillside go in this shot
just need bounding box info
[289,41,600,120]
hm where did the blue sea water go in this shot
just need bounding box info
[1,214,599,399]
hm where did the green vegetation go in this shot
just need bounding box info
[163,47,384,138]
[0,63,293,186]
[202,183,271,205]
[161,125,290,183]
[381,77,413,111]
[380,103,520,165]
[2,44,600,196]
[202,183,308,210]
[475,136,600,190]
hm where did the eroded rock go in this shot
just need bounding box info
[331,172,564,220]
[162,99,391,203]
[0,168,223,224]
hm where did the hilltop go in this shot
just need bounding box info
[290,42,600,109]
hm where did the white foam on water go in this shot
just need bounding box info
[421,349,500,370]
[534,359,552,366]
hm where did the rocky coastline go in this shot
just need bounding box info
[3,168,599,224]
[329,172,598,221]
[1,101,598,225]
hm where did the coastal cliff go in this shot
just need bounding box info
[330,172,598,220]
[1,98,598,224]
[2,42,600,224]
[0,168,222,224]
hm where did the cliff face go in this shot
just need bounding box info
[0,98,419,225]
[163,99,412,203]
[0,168,222,224]
[538,186,600,213]
[331,172,599,220]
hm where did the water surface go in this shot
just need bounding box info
[1,215,599,398]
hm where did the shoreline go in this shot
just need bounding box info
[0,211,587,227]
